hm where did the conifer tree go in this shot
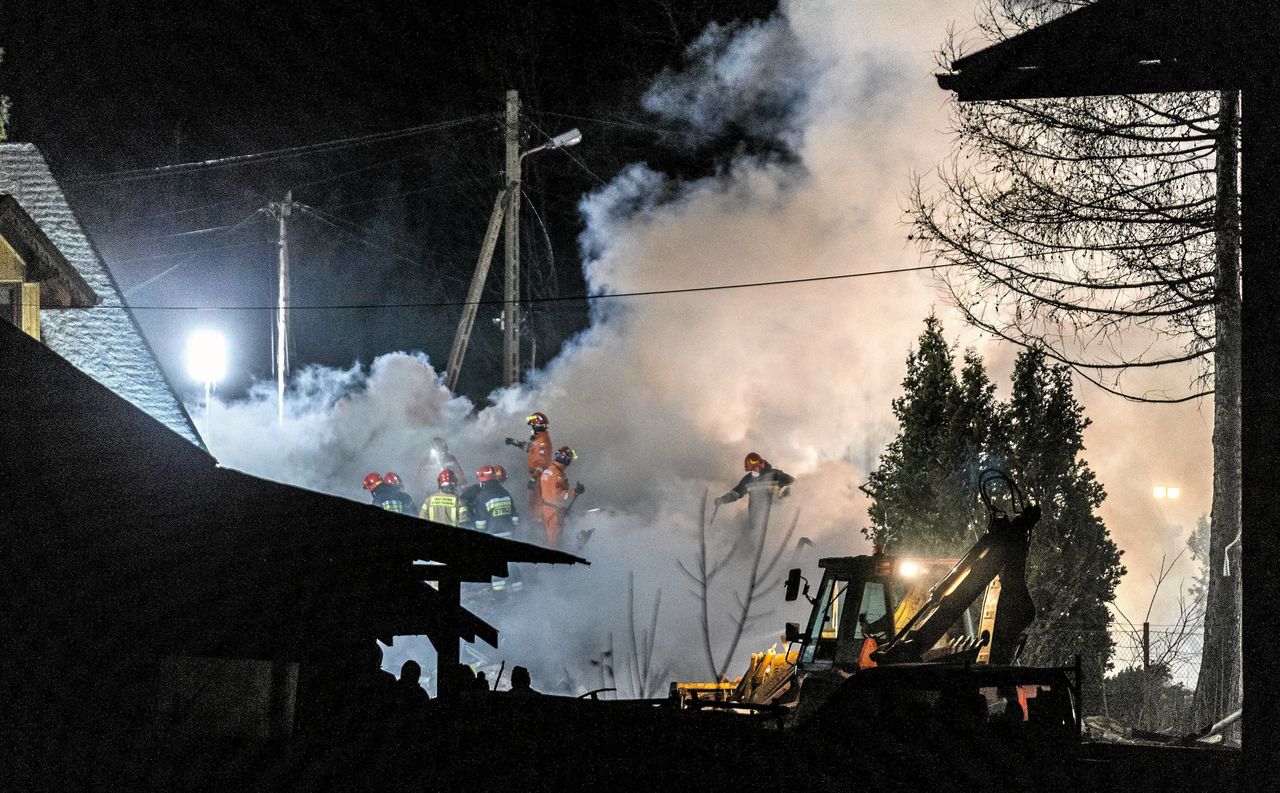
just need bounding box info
[863,316,1004,555]
[1006,348,1124,702]
[867,318,1124,702]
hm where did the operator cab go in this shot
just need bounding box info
[791,551,984,675]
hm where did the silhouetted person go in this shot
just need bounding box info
[508,665,539,696]
[442,663,484,699]
[396,660,430,710]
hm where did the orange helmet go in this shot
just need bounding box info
[438,469,457,488]
[383,472,402,487]
[494,464,508,482]
[554,446,576,466]
[526,412,549,431]
[744,452,765,472]
[477,465,497,483]
[363,472,382,491]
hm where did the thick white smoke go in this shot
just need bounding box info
[199,0,1211,691]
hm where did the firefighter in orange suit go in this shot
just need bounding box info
[538,446,584,549]
[506,412,553,519]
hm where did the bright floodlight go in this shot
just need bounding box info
[186,329,227,384]
[899,560,920,578]
[1153,486,1167,498]
[1167,487,1181,499]
[549,127,583,149]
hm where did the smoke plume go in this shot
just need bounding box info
[199,0,1211,691]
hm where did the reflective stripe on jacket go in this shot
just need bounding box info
[420,491,470,527]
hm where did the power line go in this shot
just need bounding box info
[539,110,716,142]
[109,239,271,266]
[314,176,484,211]
[92,195,270,226]
[68,115,494,186]
[120,208,271,296]
[524,114,608,187]
[295,205,466,289]
[108,262,955,311]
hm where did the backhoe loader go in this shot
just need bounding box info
[673,470,1078,737]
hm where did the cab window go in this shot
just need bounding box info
[801,578,847,663]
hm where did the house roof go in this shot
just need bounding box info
[0,143,203,446]
[0,194,98,307]
[0,319,586,662]
[936,0,1267,100]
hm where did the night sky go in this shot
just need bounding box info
[4,0,776,401]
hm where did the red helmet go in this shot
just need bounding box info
[554,446,576,466]
[437,469,457,488]
[477,465,497,483]
[493,464,508,482]
[363,472,382,491]
[526,412,549,430]
[383,472,402,487]
[744,452,765,472]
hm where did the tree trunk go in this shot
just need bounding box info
[1193,89,1243,728]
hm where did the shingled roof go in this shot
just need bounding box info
[0,143,202,446]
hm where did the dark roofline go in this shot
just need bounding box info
[0,194,98,306]
[936,0,1250,101]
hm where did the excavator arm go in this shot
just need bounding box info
[872,473,1040,666]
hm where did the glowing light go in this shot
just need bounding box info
[549,128,583,149]
[899,560,920,578]
[1153,486,1167,499]
[1167,487,1181,499]
[185,330,227,384]
[1153,485,1181,500]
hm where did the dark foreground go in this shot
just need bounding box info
[9,691,1239,793]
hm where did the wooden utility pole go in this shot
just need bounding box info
[272,191,293,424]
[502,90,521,387]
[445,187,510,392]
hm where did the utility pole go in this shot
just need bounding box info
[271,191,293,424]
[445,187,510,392]
[502,89,521,387]
[445,94,578,393]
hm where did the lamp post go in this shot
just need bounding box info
[185,329,227,445]
[501,87,582,387]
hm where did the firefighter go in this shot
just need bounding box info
[506,412,553,519]
[469,465,520,538]
[381,471,415,513]
[539,446,584,549]
[714,452,794,540]
[422,436,467,489]
[420,469,471,527]
[364,471,412,513]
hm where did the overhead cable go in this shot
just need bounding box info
[111,262,956,310]
[69,114,494,186]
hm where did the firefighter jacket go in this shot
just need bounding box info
[526,430,553,484]
[420,489,470,527]
[718,464,794,505]
[371,482,413,514]
[539,461,572,514]
[469,480,519,534]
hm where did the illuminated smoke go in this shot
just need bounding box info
[199,1,1210,692]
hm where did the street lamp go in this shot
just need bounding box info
[185,329,227,442]
[521,127,583,160]
[500,94,585,387]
